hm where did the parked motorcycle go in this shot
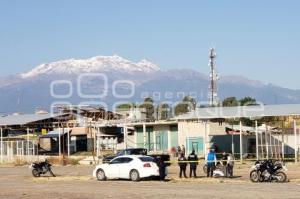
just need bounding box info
[30,159,55,177]
[250,159,287,182]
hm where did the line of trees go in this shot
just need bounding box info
[116,95,293,127]
[116,95,261,122]
[116,96,197,120]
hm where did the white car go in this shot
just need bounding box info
[93,155,160,181]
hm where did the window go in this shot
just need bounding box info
[138,157,154,162]
[121,157,133,163]
[110,157,133,164]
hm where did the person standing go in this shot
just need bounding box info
[177,146,182,157]
[182,145,186,156]
[206,149,217,177]
[227,151,235,178]
[188,150,198,178]
[178,153,187,178]
[156,156,166,181]
[221,151,228,177]
[214,145,219,154]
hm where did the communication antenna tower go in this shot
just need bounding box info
[208,48,218,106]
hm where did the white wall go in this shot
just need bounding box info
[178,121,206,146]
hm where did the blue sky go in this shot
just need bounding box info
[0,0,299,89]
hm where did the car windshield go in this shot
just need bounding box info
[138,157,154,162]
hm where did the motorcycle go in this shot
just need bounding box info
[30,159,56,177]
[250,159,287,183]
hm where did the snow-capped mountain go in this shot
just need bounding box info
[21,55,160,78]
[0,54,300,113]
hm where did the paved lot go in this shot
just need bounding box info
[1,163,300,199]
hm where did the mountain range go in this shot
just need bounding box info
[0,55,300,113]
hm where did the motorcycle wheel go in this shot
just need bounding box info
[275,171,287,183]
[49,169,56,177]
[32,169,40,177]
[250,170,260,182]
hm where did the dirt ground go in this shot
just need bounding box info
[1,163,300,199]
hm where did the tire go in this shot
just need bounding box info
[130,169,140,182]
[203,164,207,174]
[49,169,56,177]
[96,169,106,181]
[250,170,259,182]
[275,171,287,183]
[32,169,40,177]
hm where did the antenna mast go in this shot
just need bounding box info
[208,48,218,106]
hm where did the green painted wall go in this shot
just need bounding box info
[186,137,204,155]
[135,126,154,150]
[156,131,168,152]
[170,125,178,148]
[136,127,143,148]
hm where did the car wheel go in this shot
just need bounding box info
[96,169,106,181]
[130,169,140,182]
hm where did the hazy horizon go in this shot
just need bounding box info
[1,1,300,89]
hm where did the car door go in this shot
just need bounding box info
[118,157,134,179]
[106,157,123,179]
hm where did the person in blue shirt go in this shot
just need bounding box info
[206,149,217,177]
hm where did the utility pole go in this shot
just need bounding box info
[208,48,218,106]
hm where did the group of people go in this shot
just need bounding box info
[206,149,235,178]
[178,149,198,178]
[177,147,235,178]
[156,145,235,180]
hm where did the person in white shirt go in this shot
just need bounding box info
[227,151,235,177]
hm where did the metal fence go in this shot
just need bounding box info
[0,140,37,163]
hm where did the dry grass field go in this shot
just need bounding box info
[1,163,300,199]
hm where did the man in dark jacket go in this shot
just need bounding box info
[188,150,198,178]
[156,156,166,181]
[178,153,187,178]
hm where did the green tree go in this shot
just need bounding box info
[139,97,154,120]
[157,103,170,120]
[175,96,197,116]
[239,97,257,106]
[116,103,135,112]
[222,97,239,107]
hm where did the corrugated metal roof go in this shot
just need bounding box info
[40,129,69,138]
[0,113,66,126]
[175,104,300,120]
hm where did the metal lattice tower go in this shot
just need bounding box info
[208,48,218,106]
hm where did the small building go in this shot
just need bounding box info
[127,121,227,157]
[39,129,70,155]
[0,113,72,162]
[175,104,300,161]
